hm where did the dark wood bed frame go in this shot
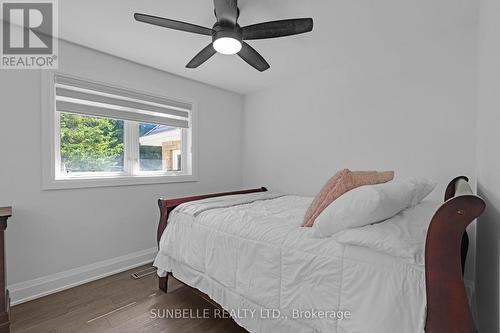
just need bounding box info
[157,177,484,333]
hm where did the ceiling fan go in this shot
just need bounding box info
[134,0,313,72]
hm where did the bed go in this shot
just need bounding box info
[154,177,484,333]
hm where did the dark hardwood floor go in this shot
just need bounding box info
[10,264,247,333]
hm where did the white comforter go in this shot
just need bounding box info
[154,193,437,333]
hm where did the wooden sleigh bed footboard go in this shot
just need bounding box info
[156,187,268,292]
[156,177,485,333]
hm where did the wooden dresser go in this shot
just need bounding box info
[0,207,11,333]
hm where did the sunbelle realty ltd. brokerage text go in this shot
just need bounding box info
[150,308,352,321]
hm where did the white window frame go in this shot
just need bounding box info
[41,71,198,190]
[171,149,182,171]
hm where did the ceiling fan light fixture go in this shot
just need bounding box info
[213,37,242,55]
[135,0,314,71]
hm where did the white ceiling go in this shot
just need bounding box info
[58,0,339,94]
[59,0,474,94]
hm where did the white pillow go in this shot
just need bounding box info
[407,178,437,206]
[311,178,436,238]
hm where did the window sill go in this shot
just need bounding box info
[42,174,198,190]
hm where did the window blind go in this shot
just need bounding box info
[54,75,190,128]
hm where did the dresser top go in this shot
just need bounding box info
[0,207,12,218]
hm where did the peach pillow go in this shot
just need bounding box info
[302,169,394,227]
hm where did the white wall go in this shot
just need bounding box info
[0,40,244,304]
[242,2,477,197]
[476,0,500,331]
[242,0,478,278]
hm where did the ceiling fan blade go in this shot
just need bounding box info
[242,18,313,40]
[186,44,217,68]
[214,0,238,25]
[134,13,213,36]
[237,42,270,72]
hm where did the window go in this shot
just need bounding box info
[59,113,125,174]
[42,73,197,189]
[139,123,183,172]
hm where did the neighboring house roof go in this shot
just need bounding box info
[143,125,176,137]
[139,125,181,146]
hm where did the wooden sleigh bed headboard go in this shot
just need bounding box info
[157,177,484,333]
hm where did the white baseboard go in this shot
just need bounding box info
[8,247,158,306]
